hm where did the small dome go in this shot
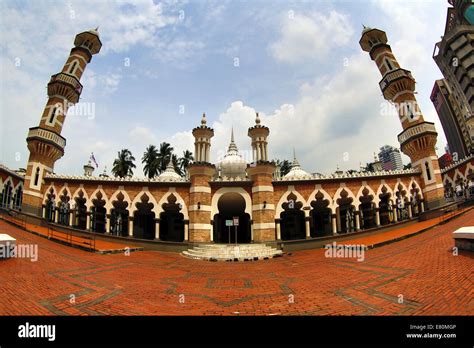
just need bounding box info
[158,161,183,181]
[87,27,100,37]
[218,128,247,178]
[361,25,372,35]
[283,150,312,180]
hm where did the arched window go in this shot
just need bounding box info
[34,167,40,186]
[425,162,432,181]
[385,58,393,71]
[69,61,78,75]
[49,107,57,124]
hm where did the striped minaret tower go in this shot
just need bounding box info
[248,113,276,241]
[188,113,216,242]
[360,27,445,209]
[22,29,102,216]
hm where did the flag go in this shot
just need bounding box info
[90,152,98,168]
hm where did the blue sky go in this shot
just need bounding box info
[0,0,450,177]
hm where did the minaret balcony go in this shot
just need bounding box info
[27,127,66,151]
[379,68,415,95]
[47,73,83,103]
[397,122,437,147]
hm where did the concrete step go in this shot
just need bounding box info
[182,243,283,262]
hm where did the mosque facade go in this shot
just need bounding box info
[1,27,473,250]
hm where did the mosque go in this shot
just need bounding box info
[1,27,473,256]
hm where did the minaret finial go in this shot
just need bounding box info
[293,147,296,161]
[255,112,261,125]
[231,126,235,143]
[201,112,207,126]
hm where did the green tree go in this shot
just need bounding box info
[272,159,292,176]
[157,142,174,173]
[171,154,183,176]
[112,149,136,178]
[178,150,194,175]
[142,145,159,179]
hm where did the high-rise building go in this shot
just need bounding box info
[378,145,404,171]
[430,79,470,157]
[433,0,474,153]
[360,27,446,208]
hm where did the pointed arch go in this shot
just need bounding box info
[464,162,474,178]
[88,187,109,210]
[408,178,424,199]
[332,186,357,211]
[356,184,378,205]
[106,189,132,211]
[131,190,160,216]
[443,174,455,186]
[72,186,90,206]
[157,188,188,219]
[376,182,394,198]
[275,187,306,218]
[58,185,72,201]
[306,186,333,212]
[2,176,14,192]
[453,168,465,182]
[42,184,59,204]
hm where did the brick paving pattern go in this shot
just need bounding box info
[0,210,473,316]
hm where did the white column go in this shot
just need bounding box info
[408,204,413,218]
[304,210,310,238]
[421,201,425,213]
[105,215,110,234]
[86,211,91,231]
[184,223,189,241]
[276,221,281,240]
[210,222,214,242]
[393,206,398,222]
[68,212,73,227]
[375,209,381,226]
[128,219,133,237]
[155,220,160,240]
[355,212,360,231]
[54,208,59,223]
[206,143,210,163]
[331,215,337,235]
[201,144,205,163]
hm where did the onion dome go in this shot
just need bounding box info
[283,149,312,180]
[217,127,247,178]
[157,161,184,181]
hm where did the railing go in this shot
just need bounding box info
[27,127,66,149]
[49,73,83,94]
[398,122,437,145]
[379,68,414,91]
[47,222,96,252]
[0,207,26,230]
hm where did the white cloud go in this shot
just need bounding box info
[270,10,354,64]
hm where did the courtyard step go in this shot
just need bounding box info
[182,243,283,261]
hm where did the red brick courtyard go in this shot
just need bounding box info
[0,210,473,316]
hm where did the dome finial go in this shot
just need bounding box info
[231,126,235,143]
[255,112,261,125]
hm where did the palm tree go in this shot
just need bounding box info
[178,150,193,175]
[171,154,183,176]
[157,142,174,174]
[142,145,159,179]
[273,159,291,176]
[112,149,136,178]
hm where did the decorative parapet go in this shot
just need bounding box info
[0,163,25,180]
[379,68,414,92]
[441,154,474,174]
[211,176,251,182]
[397,122,437,146]
[44,173,189,183]
[27,127,66,149]
[273,168,421,182]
